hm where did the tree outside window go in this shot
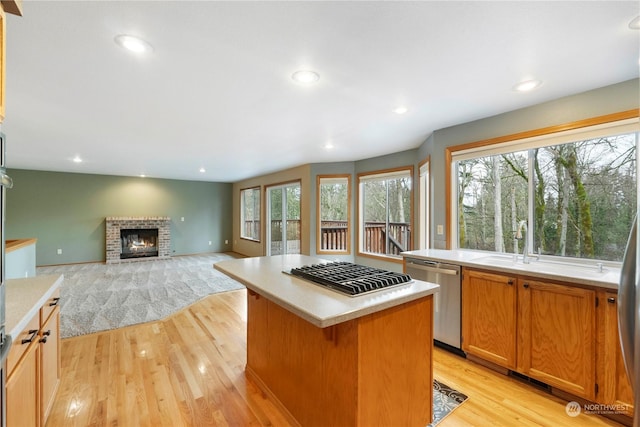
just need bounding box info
[240,187,260,241]
[456,130,637,262]
[317,175,351,254]
[359,168,412,258]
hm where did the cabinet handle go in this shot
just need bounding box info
[22,329,38,345]
[39,336,48,344]
[507,279,514,285]
[607,297,616,304]
[523,283,530,289]
[49,297,60,307]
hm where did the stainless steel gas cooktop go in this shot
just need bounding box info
[288,261,412,296]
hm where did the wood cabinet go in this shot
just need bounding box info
[463,268,599,401]
[598,291,634,415]
[246,289,434,427]
[0,4,5,122]
[6,289,61,427]
[40,293,61,423]
[517,279,596,400]
[462,268,517,369]
[6,314,39,427]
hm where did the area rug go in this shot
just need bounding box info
[37,253,245,338]
[430,379,469,426]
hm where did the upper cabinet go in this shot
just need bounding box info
[0,0,23,123]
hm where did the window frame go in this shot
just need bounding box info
[240,186,261,242]
[418,157,430,250]
[445,110,639,262]
[316,174,352,255]
[357,166,414,263]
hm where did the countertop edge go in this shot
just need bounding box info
[7,274,64,339]
[402,250,619,291]
[215,257,439,328]
[6,238,37,253]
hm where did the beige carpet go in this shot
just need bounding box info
[37,253,245,338]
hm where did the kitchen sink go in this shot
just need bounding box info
[472,254,608,275]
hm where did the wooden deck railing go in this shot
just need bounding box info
[244,220,411,255]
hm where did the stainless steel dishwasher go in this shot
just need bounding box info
[405,258,461,351]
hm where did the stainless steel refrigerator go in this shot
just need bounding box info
[619,215,640,426]
[0,133,12,427]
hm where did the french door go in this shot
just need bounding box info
[266,182,301,256]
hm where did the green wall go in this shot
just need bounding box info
[5,170,233,265]
[422,78,640,249]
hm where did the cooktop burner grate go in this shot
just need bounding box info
[289,261,412,296]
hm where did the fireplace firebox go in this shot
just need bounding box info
[120,228,159,259]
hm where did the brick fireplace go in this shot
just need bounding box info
[106,216,171,263]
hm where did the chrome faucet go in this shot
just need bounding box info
[515,220,529,264]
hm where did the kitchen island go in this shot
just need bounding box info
[215,254,439,427]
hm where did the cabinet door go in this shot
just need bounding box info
[6,341,39,427]
[0,5,5,122]
[598,292,634,415]
[462,268,517,369]
[517,279,596,399]
[40,308,60,424]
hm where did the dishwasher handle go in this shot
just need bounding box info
[406,261,459,276]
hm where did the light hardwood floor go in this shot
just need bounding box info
[46,289,625,427]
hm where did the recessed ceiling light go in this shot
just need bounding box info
[291,70,320,84]
[324,141,334,150]
[629,16,640,30]
[393,106,408,115]
[513,79,542,92]
[72,156,82,163]
[199,167,206,173]
[114,34,153,54]
[139,174,146,178]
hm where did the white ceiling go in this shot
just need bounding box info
[3,1,639,183]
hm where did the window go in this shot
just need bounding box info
[419,159,430,249]
[240,187,260,241]
[358,167,413,259]
[266,182,301,255]
[317,175,351,254]
[451,119,639,262]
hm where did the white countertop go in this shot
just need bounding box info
[215,254,439,328]
[6,274,64,339]
[402,249,621,291]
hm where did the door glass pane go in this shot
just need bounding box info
[319,177,349,252]
[286,185,301,254]
[269,188,283,256]
[363,179,387,255]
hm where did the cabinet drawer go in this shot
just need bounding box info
[6,313,39,377]
[40,288,61,325]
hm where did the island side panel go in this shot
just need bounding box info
[246,290,359,427]
[357,295,434,426]
[246,290,434,427]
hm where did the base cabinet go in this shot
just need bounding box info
[517,279,596,400]
[463,268,598,400]
[6,339,39,427]
[598,291,634,416]
[6,289,61,427]
[40,307,60,423]
[462,269,517,369]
